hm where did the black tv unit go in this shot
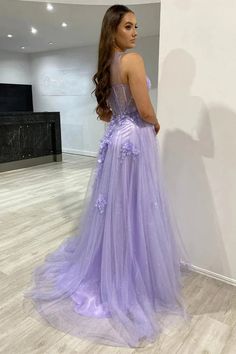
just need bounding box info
[0,83,33,112]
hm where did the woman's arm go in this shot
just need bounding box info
[122,52,160,127]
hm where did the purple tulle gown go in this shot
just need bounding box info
[23,50,191,348]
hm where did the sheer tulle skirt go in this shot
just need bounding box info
[23,111,192,348]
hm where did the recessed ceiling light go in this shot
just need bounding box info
[7,34,13,38]
[47,3,54,11]
[21,46,25,49]
[62,22,67,27]
[48,42,54,45]
[31,27,38,34]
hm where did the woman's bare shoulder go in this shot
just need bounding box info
[122,52,145,79]
[121,52,145,74]
[122,52,144,64]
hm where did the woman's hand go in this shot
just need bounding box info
[154,121,160,135]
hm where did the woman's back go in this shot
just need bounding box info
[107,51,151,116]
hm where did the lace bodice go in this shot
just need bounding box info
[107,51,151,116]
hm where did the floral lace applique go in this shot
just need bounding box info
[119,140,140,163]
[95,113,140,181]
[95,121,116,181]
[95,193,107,214]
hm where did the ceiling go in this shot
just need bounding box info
[20,0,160,4]
[0,0,160,53]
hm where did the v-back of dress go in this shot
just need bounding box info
[23,49,191,348]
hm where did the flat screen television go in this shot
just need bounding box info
[0,83,33,112]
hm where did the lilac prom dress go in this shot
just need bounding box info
[23,50,191,348]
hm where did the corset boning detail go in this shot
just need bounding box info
[107,76,151,118]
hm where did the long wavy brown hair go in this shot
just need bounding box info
[91,4,134,120]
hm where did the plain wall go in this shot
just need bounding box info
[0,49,31,84]
[157,0,236,282]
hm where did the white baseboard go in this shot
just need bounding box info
[63,148,97,157]
[181,260,236,287]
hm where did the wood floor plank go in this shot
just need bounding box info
[1,153,236,353]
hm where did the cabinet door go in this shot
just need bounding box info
[21,121,55,159]
[0,124,22,163]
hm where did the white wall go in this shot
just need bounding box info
[158,0,236,282]
[0,50,31,84]
[30,36,158,156]
[29,45,102,156]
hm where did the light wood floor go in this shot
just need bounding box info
[1,153,236,354]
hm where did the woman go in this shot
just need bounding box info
[23,4,191,348]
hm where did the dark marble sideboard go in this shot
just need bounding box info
[0,111,62,172]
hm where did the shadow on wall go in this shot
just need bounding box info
[158,48,236,279]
